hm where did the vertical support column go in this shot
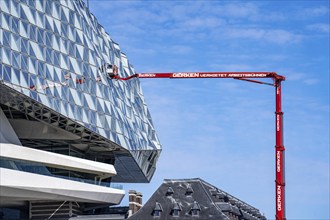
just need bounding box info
[275,80,286,220]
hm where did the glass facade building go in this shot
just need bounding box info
[0,0,162,217]
[0,0,161,184]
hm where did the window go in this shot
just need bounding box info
[166,186,174,197]
[192,209,200,217]
[191,201,201,217]
[172,202,181,217]
[152,202,163,218]
[186,184,194,196]
[153,210,161,217]
[172,209,180,217]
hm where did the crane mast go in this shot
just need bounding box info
[112,71,286,220]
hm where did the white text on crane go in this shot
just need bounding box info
[173,73,200,78]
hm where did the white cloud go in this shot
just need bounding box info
[301,5,329,17]
[223,28,302,44]
[306,23,330,33]
[182,17,226,29]
[209,63,260,72]
[303,78,319,85]
[210,2,260,19]
[167,45,192,54]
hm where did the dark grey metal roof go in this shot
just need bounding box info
[128,178,267,220]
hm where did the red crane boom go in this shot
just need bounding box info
[113,71,286,220]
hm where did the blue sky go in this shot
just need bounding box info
[89,1,329,219]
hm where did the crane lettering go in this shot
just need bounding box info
[277,151,281,172]
[173,73,200,78]
[277,185,282,211]
[228,73,268,78]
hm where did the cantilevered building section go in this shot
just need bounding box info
[0,0,161,218]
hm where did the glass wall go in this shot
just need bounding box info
[0,0,161,182]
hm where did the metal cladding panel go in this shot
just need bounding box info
[0,0,161,182]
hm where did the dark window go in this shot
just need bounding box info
[153,210,161,217]
[173,209,180,217]
[172,202,181,217]
[192,209,200,217]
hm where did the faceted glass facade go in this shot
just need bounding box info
[0,0,161,182]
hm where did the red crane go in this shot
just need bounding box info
[111,71,286,220]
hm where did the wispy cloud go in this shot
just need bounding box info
[306,23,330,33]
[300,5,329,17]
[222,28,302,44]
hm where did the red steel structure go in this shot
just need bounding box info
[113,71,286,220]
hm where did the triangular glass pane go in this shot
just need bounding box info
[60,54,68,70]
[37,61,45,78]
[52,2,60,20]
[45,1,53,16]
[74,14,82,30]
[45,64,54,80]
[36,0,45,13]
[104,101,111,114]
[70,88,82,106]
[10,1,19,18]
[53,85,61,99]
[11,17,19,34]
[76,44,84,60]
[104,117,110,130]
[54,19,61,35]
[0,0,10,13]
[69,11,75,25]
[53,67,61,82]
[1,13,11,31]
[45,31,53,47]
[12,51,21,69]
[21,71,29,88]
[2,30,11,47]
[28,57,37,75]
[60,38,67,53]
[19,21,29,38]
[45,47,52,63]
[82,108,89,123]
[10,68,19,85]
[61,7,69,23]
[69,57,81,74]
[2,47,11,65]
[61,23,68,39]
[21,54,28,72]
[37,28,44,44]
[36,11,44,28]
[67,0,74,10]
[2,65,11,82]
[29,41,41,60]
[29,25,37,41]
[45,15,54,32]
[53,36,60,51]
